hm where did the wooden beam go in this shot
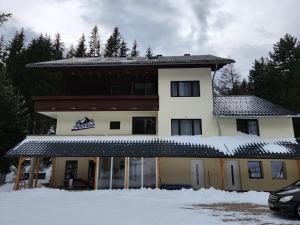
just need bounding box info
[124,157,129,189]
[94,157,99,190]
[50,157,56,187]
[219,158,225,190]
[14,157,25,191]
[156,157,160,189]
[297,160,300,179]
[34,157,40,188]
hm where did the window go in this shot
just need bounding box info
[237,119,259,135]
[171,119,202,135]
[134,82,156,95]
[132,117,156,134]
[110,121,120,130]
[65,160,78,180]
[110,85,121,95]
[171,81,200,97]
[248,161,263,179]
[271,161,286,179]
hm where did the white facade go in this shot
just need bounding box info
[45,67,295,138]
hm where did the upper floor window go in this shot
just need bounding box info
[134,82,156,95]
[171,119,202,136]
[236,119,259,135]
[171,81,200,97]
[110,121,120,130]
[248,161,263,179]
[271,161,286,179]
[132,117,156,134]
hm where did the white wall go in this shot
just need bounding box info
[217,117,294,138]
[157,68,218,137]
[55,111,157,135]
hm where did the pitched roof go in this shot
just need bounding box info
[6,135,300,159]
[214,96,298,117]
[26,55,234,70]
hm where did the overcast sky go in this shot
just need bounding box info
[1,0,300,76]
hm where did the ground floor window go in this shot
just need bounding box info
[129,157,142,188]
[248,161,263,179]
[64,160,78,180]
[171,119,202,135]
[271,161,286,179]
[98,157,156,189]
[236,119,259,135]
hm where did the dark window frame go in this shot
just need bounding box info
[133,81,157,96]
[170,81,200,97]
[248,161,263,179]
[110,121,121,130]
[271,161,286,180]
[171,119,202,136]
[64,160,78,180]
[236,119,260,136]
[132,117,156,134]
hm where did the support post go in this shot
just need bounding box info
[219,158,225,190]
[124,157,129,189]
[34,157,40,188]
[156,157,160,189]
[14,157,23,190]
[94,157,99,190]
[110,157,113,189]
[28,157,37,188]
[50,157,56,187]
[297,160,300,179]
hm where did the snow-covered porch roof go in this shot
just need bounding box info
[6,135,300,159]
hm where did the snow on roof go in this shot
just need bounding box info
[214,96,298,117]
[14,134,298,157]
[26,55,234,70]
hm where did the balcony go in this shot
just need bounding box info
[33,95,159,112]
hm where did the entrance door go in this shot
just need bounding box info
[191,160,204,189]
[225,160,241,191]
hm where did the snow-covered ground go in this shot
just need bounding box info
[0,184,298,225]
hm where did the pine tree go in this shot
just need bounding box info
[5,30,26,91]
[0,36,6,67]
[0,67,28,173]
[215,64,241,95]
[130,39,139,57]
[52,33,64,60]
[248,34,300,112]
[66,44,76,58]
[88,25,101,57]
[146,46,153,58]
[119,40,128,57]
[75,34,87,57]
[104,27,122,57]
[0,13,11,25]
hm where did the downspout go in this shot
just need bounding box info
[212,63,222,136]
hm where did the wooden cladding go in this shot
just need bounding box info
[33,95,159,112]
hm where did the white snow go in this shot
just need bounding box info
[16,134,297,155]
[0,185,298,225]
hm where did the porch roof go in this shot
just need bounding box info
[6,135,300,159]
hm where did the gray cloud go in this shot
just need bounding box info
[1,0,300,77]
[80,0,217,55]
[0,18,38,45]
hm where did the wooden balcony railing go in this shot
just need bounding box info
[33,95,159,112]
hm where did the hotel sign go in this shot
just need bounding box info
[72,117,95,131]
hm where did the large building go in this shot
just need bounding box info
[7,55,300,191]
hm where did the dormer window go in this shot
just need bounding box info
[171,81,200,97]
[236,119,259,135]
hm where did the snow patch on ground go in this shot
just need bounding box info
[0,186,298,225]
